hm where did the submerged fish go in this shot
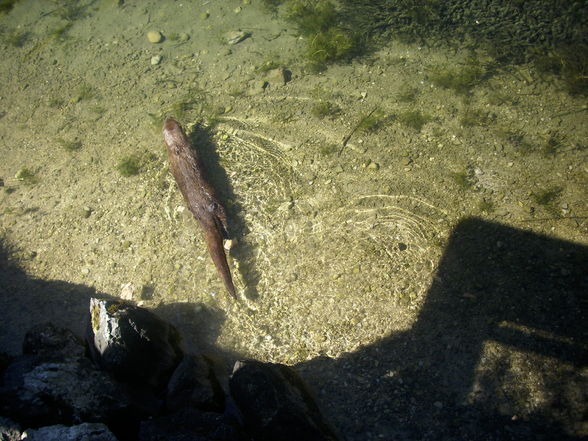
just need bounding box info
[163,118,237,299]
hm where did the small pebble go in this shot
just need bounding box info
[147,31,163,43]
[151,55,162,65]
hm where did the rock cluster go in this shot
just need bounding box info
[0,299,340,441]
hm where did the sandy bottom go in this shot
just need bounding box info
[0,1,586,440]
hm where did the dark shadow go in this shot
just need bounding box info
[298,217,587,440]
[2,218,587,440]
[0,236,227,360]
[187,124,262,300]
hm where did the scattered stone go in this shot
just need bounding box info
[147,31,163,43]
[87,298,184,391]
[139,408,249,441]
[150,55,162,65]
[230,360,341,441]
[120,282,138,301]
[266,67,291,86]
[0,417,20,441]
[224,30,251,45]
[22,423,117,441]
[247,80,267,96]
[219,47,232,56]
[82,206,92,218]
[0,353,138,428]
[177,32,190,42]
[22,322,85,360]
[166,354,225,413]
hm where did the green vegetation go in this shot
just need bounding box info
[281,0,360,70]
[319,143,338,156]
[50,22,73,41]
[397,110,430,132]
[5,29,30,47]
[460,108,494,127]
[449,169,473,190]
[397,86,418,103]
[14,167,37,185]
[75,84,96,101]
[478,198,494,214]
[532,186,562,207]
[0,0,19,14]
[498,128,533,155]
[116,151,157,177]
[57,138,82,152]
[541,134,563,157]
[311,101,341,119]
[357,108,388,133]
[117,155,141,177]
[430,58,487,95]
[534,44,588,96]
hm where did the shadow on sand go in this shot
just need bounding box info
[1,217,586,440]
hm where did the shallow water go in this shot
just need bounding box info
[0,1,586,440]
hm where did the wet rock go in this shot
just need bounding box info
[0,354,136,428]
[266,67,291,87]
[229,360,340,441]
[87,298,183,391]
[22,423,117,441]
[224,30,251,45]
[138,408,248,441]
[22,323,86,360]
[0,417,21,441]
[166,354,225,413]
[147,31,163,44]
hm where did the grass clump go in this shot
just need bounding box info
[397,86,419,103]
[116,151,157,177]
[284,0,360,70]
[532,186,562,207]
[311,101,341,119]
[460,108,494,127]
[430,58,486,95]
[541,134,563,157]
[449,169,473,190]
[14,167,37,185]
[397,110,431,132]
[57,138,82,152]
[357,108,389,133]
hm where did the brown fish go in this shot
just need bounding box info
[163,118,237,299]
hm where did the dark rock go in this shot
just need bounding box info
[22,323,86,360]
[0,416,21,441]
[22,422,118,441]
[229,360,340,441]
[86,298,184,391]
[166,354,225,413]
[138,408,249,441]
[0,354,139,429]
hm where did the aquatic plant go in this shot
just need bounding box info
[319,143,338,156]
[311,101,341,119]
[5,30,30,47]
[305,28,358,70]
[449,169,472,190]
[14,167,37,185]
[430,58,486,95]
[285,0,338,35]
[541,134,563,157]
[57,138,82,152]
[357,108,388,133]
[532,186,562,207]
[397,110,430,132]
[280,0,360,70]
[117,155,141,177]
[0,0,19,14]
[397,86,418,103]
[460,108,493,127]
